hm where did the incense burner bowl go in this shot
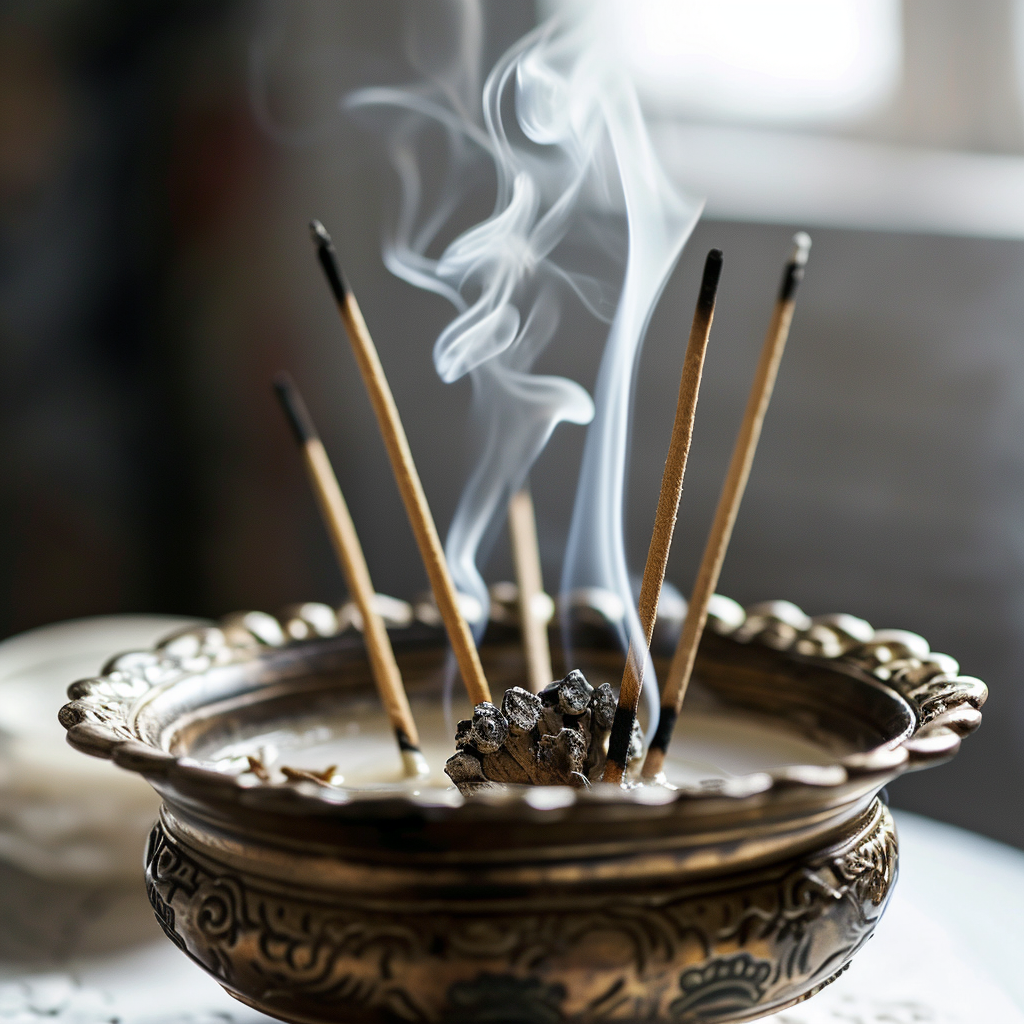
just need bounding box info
[59,599,985,1024]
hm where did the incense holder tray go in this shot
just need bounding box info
[58,598,985,1024]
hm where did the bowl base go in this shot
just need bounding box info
[145,798,896,1024]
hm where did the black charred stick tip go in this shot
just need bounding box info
[395,728,418,753]
[648,705,679,758]
[696,248,724,315]
[604,705,636,776]
[309,219,349,304]
[309,219,332,247]
[273,373,319,446]
[779,231,812,303]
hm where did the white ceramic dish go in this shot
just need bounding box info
[0,615,204,880]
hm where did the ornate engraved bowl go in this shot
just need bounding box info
[58,598,986,1024]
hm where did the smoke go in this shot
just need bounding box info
[350,1,702,713]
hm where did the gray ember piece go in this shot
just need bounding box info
[454,719,473,749]
[445,670,636,793]
[502,686,542,734]
[469,702,509,753]
[555,670,593,714]
[591,682,616,729]
[445,749,488,788]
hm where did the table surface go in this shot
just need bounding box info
[1,810,1022,1024]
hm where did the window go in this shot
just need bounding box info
[577,0,903,126]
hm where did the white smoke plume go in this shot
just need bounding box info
[350,1,702,715]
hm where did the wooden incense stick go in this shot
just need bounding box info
[274,373,429,778]
[601,249,724,785]
[641,232,811,781]
[310,220,491,707]
[508,486,553,693]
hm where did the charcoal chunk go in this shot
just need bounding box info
[446,669,640,794]
[469,702,509,753]
[445,749,487,786]
[591,682,616,729]
[454,718,474,749]
[557,670,593,715]
[537,727,586,781]
[502,686,542,734]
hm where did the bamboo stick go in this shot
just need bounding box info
[641,232,811,782]
[601,249,723,785]
[274,373,429,778]
[508,487,553,693]
[309,220,491,706]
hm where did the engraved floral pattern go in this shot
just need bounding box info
[669,954,772,1020]
[144,804,897,1024]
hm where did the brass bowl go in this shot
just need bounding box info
[58,599,986,1024]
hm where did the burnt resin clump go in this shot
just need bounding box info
[445,670,643,793]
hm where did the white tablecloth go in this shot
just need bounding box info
[766,811,1024,1022]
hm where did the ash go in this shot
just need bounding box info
[445,671,642,793]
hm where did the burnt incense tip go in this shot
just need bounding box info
[309,219,349,303]
[648,705,679,756]
[273,372,319,446]
[394,728,416,752]
[790,231,812,267]
[394,728,426,774]
[779,231,811,302]
[402,747,431,779]
[604,706,635,771]
[309,219,333,249]
[697,248,724,312]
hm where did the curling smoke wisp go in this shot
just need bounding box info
[350,2,703,716]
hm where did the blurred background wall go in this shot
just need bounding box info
[2,0,1024,846]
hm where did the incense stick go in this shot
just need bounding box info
[641,232,811,781]
[309,220,492,707]
[508,487,553,693]
[601,249,723,785]
[274,373,429,778]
